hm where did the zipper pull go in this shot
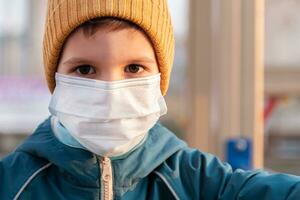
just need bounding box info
[101,157,113,200]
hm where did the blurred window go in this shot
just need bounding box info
[265,0,300,175]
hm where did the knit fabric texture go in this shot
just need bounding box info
[43,0,175,96]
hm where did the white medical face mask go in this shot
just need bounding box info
[48,73,167,157]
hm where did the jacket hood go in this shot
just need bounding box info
[16,117,187,196]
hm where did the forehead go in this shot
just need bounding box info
[60,28,156,63]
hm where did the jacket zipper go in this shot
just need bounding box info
[100,156,113,200]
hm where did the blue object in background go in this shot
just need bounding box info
[226,138,252,170]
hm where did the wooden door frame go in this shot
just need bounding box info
[186,0,264,168]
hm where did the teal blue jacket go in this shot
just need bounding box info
[1,117,300,200]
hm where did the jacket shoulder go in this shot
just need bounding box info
[154,148,226,199]
[160,147,233,176]
[156,147,300,200]
[0,150,49,200]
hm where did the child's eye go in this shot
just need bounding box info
[75,65,96,75]
[124,64,144,74]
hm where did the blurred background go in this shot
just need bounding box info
[1,0,300,175]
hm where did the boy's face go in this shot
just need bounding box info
[57,28,159,81]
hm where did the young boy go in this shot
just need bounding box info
[1,0,300,199]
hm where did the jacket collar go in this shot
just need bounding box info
[17,116,187,196]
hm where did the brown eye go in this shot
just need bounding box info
[125,64,143,73]
[75,65,96,75]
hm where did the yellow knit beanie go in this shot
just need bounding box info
[43,0,175,96]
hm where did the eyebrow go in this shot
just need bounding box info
[62,57,93,65]
[62,56,156,65]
